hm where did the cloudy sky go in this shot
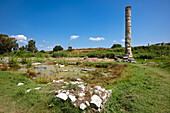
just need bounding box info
[0,0,169,50]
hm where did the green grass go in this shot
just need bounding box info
[0,62,169,113]
[104,64,170,113]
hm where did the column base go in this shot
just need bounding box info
[122,56,136,63]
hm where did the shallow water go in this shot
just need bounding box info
[32,65,95,77]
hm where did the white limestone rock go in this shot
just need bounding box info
[59,65,64,68]
[79,92,85,97]
[34,87,41,90]
[66,91,69,95]
[77,78,81,81]
[95,86,102,90]
[25,89,31,93]
[102,93,107,100]
[17,83,24,86]
[101,88,106,92]
[32,62,41,66]
[85,101,90,106]
[90,95,102,108]
[78,84,85,91]
[56,93,68,101]
[55,79,64,83]
[64,81,69,85]
[69,95,77,102]
[80,103,87,110]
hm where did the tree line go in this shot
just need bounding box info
[0,34,37,54]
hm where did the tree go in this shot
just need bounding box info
[19,46,26,51]
[40,50,45,53]
[0,34,19,54]
[111,44,122,48]
[26,39,38,52]
[53,45,63,52]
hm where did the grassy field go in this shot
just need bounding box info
[0,62,169,112]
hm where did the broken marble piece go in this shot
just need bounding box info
[17,83,24,86]
[34,87,41,90]
[25,89,31,93]
[90,95,102,108]
[69,95,77,102]
[56,93,68,101]
[80,103,87,110]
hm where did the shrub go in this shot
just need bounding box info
[88,50,106,58]
[21,58,27,64]
[40,50,45,53]
[52,52,69,57]
[106,52,115,58]
[8,58,19,67]
[53,45,63,52]
[0,60,6,64]
[111,44,122,48]
[27,59,32,67]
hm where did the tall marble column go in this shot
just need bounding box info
[123,6,135,62]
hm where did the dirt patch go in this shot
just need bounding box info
[144,62,159,66]
[59,57,115,62]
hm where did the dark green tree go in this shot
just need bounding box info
[40,50,45,53]
[26,39,38,52]
[0,34,19,54]
[19,46,26,51]
[53,45,63,52]
[111,44,122,48]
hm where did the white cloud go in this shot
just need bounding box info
[43,40,49,43]
[18,40,27,44]
[70,35,79,40]
[113,40,117,42]
[121,39,125,42]
[39,45,43,47]
[89,37,104,41]
[29,38,33,41]
[11,35,27,44]
[11,35,27,40]
[46,46,53,49]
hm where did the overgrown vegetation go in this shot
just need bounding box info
[52,51,69,57]
[0,62,169,112]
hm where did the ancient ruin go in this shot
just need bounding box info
[122,6,135,62]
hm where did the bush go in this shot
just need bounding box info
[40,50,45,53]
[27,59,32,67]
[52,52,69,57]
[21,58,27,64]
[106,52,115,58]
[111,44,122,48]
[35,53,45,58]
[88,50,106,58]
[8,58,19,67]
[53,45,63,52]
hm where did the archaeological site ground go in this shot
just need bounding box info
[0,1,170,113]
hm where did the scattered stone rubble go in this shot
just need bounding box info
[0,57,9,63]
[32,62,41,66]
[51,79,112,112]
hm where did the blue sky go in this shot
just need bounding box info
[0,0,169,51]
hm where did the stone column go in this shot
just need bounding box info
[123,6,135,62]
